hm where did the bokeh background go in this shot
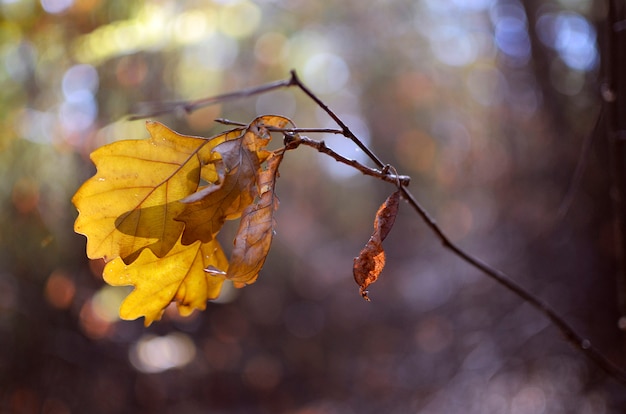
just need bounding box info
[1,0,625,412]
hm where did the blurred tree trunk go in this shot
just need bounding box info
[522,0,574,144]
[605,0,626,324]
[519,0,626,366]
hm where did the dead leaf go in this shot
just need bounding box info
[353,190,401,300]
[103,236,228,326]
[177,115,292,245]
[227,151,284,286]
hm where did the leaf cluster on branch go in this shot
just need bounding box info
[72,70,626,386]
[73,116,293,325]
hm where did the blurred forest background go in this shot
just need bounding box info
[1,0,625,413]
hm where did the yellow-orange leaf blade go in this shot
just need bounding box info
[353,190,401,300]
[72,121,227,261]
[227,151,284,286]
[103,236,228,326]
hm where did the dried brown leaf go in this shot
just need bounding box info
[353,190,401,300]
[177,115,291,245]
[226,151,284,286]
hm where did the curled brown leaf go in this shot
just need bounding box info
[177,115,292,245]
[227,151,284,285]
[353,190,401,300]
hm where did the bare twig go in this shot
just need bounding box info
[399,187,626,384]
[288,70,387,170]
[215,118,247,126]
[128,77,296,120]
[287,71,626,385]
[268,126,345,135]
[284,135,410,186]
[218,119,346,135]
[295,73,619,375]
[133,69,626,385]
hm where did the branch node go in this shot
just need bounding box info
[289,69,300,86]
[283,131,299,147]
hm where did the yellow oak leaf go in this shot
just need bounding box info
[177,115,293,245]
[103,236,228,326]
[227,151,284,286]
[72,121,241,262]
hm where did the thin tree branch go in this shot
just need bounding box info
[131,69,626,385]
[287,72,626,385]
[283,135,410,186]
[218,119,346,135]
[128,77,296,120]
[288,70,387,169]
[268,126,345,135]
[215,118,247,126]
[399,186,626,384]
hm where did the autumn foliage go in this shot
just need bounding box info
[68,66,626,389]
[72,116,293,325]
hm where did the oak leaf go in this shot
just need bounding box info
[353,190,401,300]
[103,236,228,326]
[73,115,294,324]
[72,121,239,261]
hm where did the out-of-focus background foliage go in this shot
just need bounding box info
[1,0,624,412]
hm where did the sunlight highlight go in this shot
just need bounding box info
[130,333,197,373]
